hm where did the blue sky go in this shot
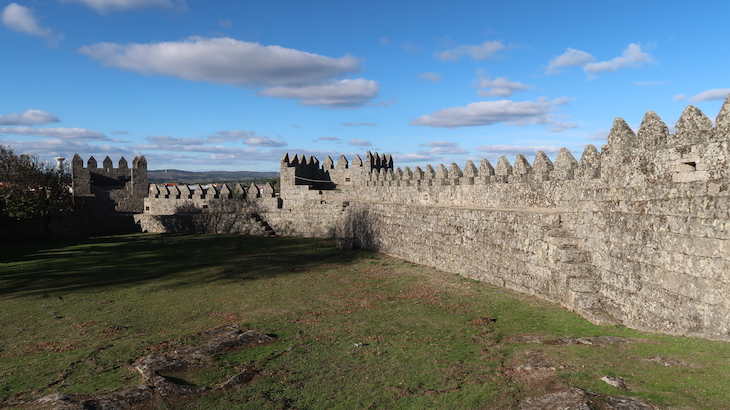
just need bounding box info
[1,0,728,172]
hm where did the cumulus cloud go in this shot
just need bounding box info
[403,41,421,54]
[687,88,730,102]
[475,144,562,156]
[419,141,468,155]
[435,40,504,61]
[411,99,559,128]
[147,135,204,145]
[0,126,108,140]
[60,0,184,13]
[395,152,438,163]
[80,37,378,108]
[583,44,652,75]
[2,3,60,43]
[79,37,362,88]
[551,96,573,106]
[589,129,609,141]
[473,70,531,97]
[549,121,578,132]
[207,130,287,146]
[0,109,60,126]
[547,44,652,77]
[546,48,595,75]
[258,78,378,108]
[378,99,396,108]
[136,142,264,155]
[2,138,131,159]
[349,139,372,147]
[418,72,442,83]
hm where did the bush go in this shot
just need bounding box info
[0,144,71,221]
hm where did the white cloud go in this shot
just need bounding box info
[549,121,577,132]
[1,138,132,160]
[80,37,377,107]
[2,3,59,43]
[435,40,504,61]
[379,36,390,45]
[551,96,573,106]
[79,37,363,88]
[583,43,652,75]
[0,126,108,140]
[208,130,287,146]
[419,141,468,155]
[475,144,562,156]
[147,135,204,145]
[136,142,265,155]
[395,152,438,163]
[258,78,379,108]
[378,99,396,108]
[672,94,687,101]
[589,129,609,141]
[0,109,60,125]
[315,136,340,141]
[403,41,421,54]
[546,48,595,75]
[60,0,183,13]
[411,99,556,128]
[218,19,231,28]
[418,72,442,83]
[349,139,372,147]
[473,70,531,97]
[687,88,730,102]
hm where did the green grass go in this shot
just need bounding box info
[1,234,729,409]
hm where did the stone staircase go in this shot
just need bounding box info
[546,226,619,326]
[251,213,276,237]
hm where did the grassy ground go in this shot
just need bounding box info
[1,234,729,409]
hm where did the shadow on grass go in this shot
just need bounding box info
[0,233,363,298]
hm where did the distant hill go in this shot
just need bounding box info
[148,169,279,185]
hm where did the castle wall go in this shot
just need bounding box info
[72,154,148,213]
[132,95,730,341]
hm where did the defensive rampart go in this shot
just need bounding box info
[130,96,730,340]
[72,154,148,213]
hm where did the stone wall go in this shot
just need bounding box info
[72,154,148,213]
[0,213,141,242]
[134,96,730,340]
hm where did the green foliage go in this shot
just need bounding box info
[0,144,71,220]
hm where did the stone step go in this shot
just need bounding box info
[567,276,600,293]
[562,262,594,277]
[546,234,579,248]
[568,290,601,310]
[553,246,590,263]
[579,309,622,326]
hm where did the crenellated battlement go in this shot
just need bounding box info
[120,95,730,340]
[142,181,279,215]
[274,95,730,194]
[71,154,148,213]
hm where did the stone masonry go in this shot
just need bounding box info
[127,95,730,341]
[72,154,148,213]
